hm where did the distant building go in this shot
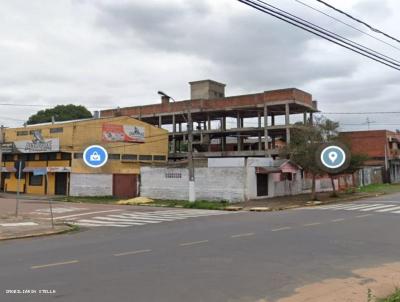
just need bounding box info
[1,116,168,197]
[340,130,400,183]
[101,80,318,160]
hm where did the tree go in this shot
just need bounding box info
[27,104,93,125]
[281,117,340,200]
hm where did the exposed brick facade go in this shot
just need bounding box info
[340,130,400,165]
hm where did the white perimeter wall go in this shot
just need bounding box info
[70,173,113,196]
[140,167,246,202]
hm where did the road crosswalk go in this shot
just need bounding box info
[67,209,235,228]
[309,203,400,214]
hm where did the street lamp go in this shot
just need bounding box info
[157,91,195,202]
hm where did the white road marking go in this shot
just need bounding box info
[76,219,132,227]
[35,207,87,214]
[179,240,209,246]
[342,204,383,210]
[31,260,79,269]
[113,249,152,257]
[70,210,234,228]
[303,222,321,226]
[107,215,163,223]
[88,218,145,225]
[0,222,38,227]
[355,214,373,218]
[359,204,397,211]
[271,227,291,232]
[231,233,254,238]
[376,206,400,212]
[51,209,122,220]
[331,218,345,222]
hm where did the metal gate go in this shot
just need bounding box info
[113,174,138,198]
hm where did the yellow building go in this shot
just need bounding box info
[0,116,168,198]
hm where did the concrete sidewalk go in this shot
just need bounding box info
[0,215,72,241]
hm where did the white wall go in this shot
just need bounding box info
[140,166,246,202]
[70,173,113,196]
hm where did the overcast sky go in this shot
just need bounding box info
[0,0,399,131]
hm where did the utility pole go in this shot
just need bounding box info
[187,106,195,202]
[157,91,195,202]
[0,125,3,193]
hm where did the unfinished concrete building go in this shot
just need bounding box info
[101,80,318,160]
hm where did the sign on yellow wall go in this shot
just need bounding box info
[102,124,145,143]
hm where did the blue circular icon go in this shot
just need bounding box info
[83,145,108,168]
[320,146,346,169]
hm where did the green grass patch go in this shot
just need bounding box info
[150,199,229,210]
[356,183,400,194]
[377,289,400,302]
[59,196,120,204]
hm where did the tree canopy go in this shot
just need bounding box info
[27,104,93,125]
[281,117,367,200]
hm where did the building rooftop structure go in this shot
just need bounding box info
[101,80,318,160]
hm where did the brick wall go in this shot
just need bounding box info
[101,88,313,118]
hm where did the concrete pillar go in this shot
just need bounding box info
[158,115,162,128]
[310,112,314,125]
[172,114,176,153]
[285,103,290,144]
[207,114,211,131]
[271,113,275,126]
[264,104,268,153]
[237,112,242,151]
[258,112,262,151]
[303,112,307,125]
[221,116,226,152]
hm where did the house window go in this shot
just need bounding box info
[4,154,14,162]
[153,155,166,161]
[17,131,28,136]
[27,154,36,161]
[50,127,63,134]
[139,155,152,161]
[73,153,83,159]
[29,129,41,135]
[3,172,10,179]
[39,153,48,161]
[29,173,43,186]
[109,154,121,160]
[61,153,71,160]
[121,154,137,161]
[47,153,58,160]
[17,154,27,161]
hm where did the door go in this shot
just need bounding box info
[256,174,269,196]
[113,174,138,198]
[55,173,68,195]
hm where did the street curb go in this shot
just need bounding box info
[0,224,77,242]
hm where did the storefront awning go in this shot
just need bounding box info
[0,167,17,173]
[22,167,71,174]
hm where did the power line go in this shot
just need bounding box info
[294,0,400,52]
[253,0,400,65]
[315,0,400,44]
[237,0,400,71]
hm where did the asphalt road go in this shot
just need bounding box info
[1,193,400,302]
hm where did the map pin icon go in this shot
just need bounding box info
[328,151,338,163]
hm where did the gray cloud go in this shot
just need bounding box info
[0,0,399,131]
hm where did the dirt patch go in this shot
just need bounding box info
[276,262,400,302]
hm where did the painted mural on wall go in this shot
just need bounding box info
[102,123,145,143]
